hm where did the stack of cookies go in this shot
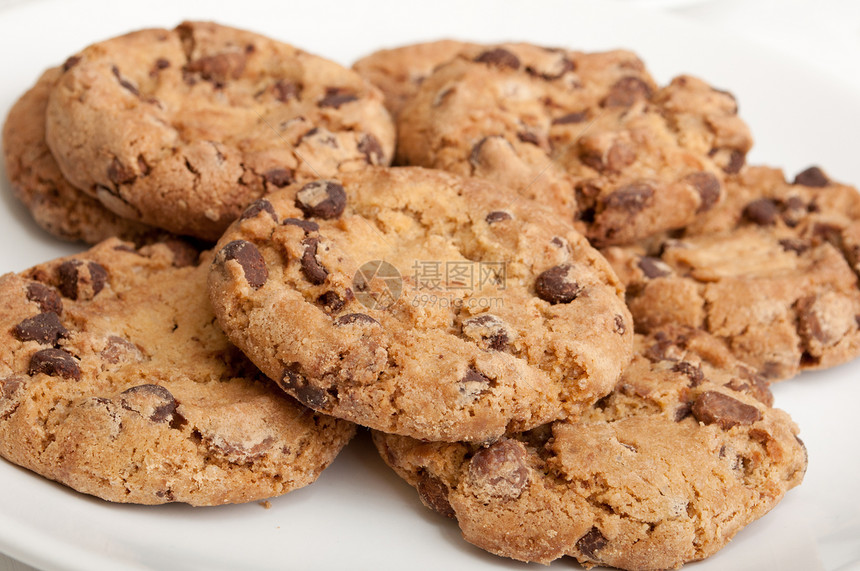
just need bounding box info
[3,23,858,570]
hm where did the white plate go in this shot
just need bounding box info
[1,1,859,570]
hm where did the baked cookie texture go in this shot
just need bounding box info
[380,42,751,246]
[2,68,160,244]
[208,166,633,442]
[603,165,860,381]
[45,21,395,241]
[352,39,477,119]
[0,238,355,505]
[373,328,806,570]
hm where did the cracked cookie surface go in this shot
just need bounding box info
[352,39,477,119]
[388,42,751,246]
[0,238,355,505]
[373,328,806,570]
[603,165,860,381]
[208,166,633,442]
[45,21,394,240]
[2,68,160,244]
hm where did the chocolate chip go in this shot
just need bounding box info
[550,237,570,251]
[203,433,274,463]
[137,154,151,176]
[535,264,581,304]
[638,256,671,279]
[28,348,80,380]
[62,55,81,72]
[299,127,338,148]
[798,296,836,345]
[317,291,345,314]
[794,166,830,187]
[318,87,358,109]
[25,283,62,314]
[262,168,294,189]
[467,439,530,498]
[240,198,279,223]
[552,111,588,125]
[219,240,268,290]
[185,52,247,81]
[576,527,608,560]
[516,131,541,146]
[283,218,320,233]
[107,157,136,186]
[603,77,652,107]
[723,149,745,174]
[485,211,512,224]
[120,384,177,423]
[417,472,455,518]
[674,402,693,422]
[735,367,774,406]
[602,182,654,214]
[12,313,68,345]
[526,56,576,80]
[469,135,508,168]
[673,361,704,386]
[155,58,170,70]
[743,198,778,226]
[692,391,761,430]
[300,237,328,285]
[683,172,721,212]
[57,260,108,300]
[0,376,25,419]
[474,48,520,70]
[604,142,636,173]
[579,148,605,172]
[644,332,674,363]
[111,66,139,96]
[779,238,809,255]
[614,314,627,335]
[295,181,347,219]
[459,367,493,401]
[272,79,299,102]
[279,363,329,410]
[155,489,175,501]
[333,313,378,327]
[461,314,511,351]
[358,134,385,165]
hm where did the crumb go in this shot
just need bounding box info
[259,500,271,509]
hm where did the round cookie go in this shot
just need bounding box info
[0,238,355,505]
[373,327,806,569]
[394,43,752,246]
[2,68,161,244]
[208,166,633,442]
[603,165,860,381]
[352,39,477,119]
[45,21,395,241]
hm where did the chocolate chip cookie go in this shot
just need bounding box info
[392,42,752,245]
[2,68,161,244]
[353,39,477,119]
[603,165,860,381]
[373,327,806,569]
[0,238,355,505]
[208,166,633,442]
[45,21,394,241]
